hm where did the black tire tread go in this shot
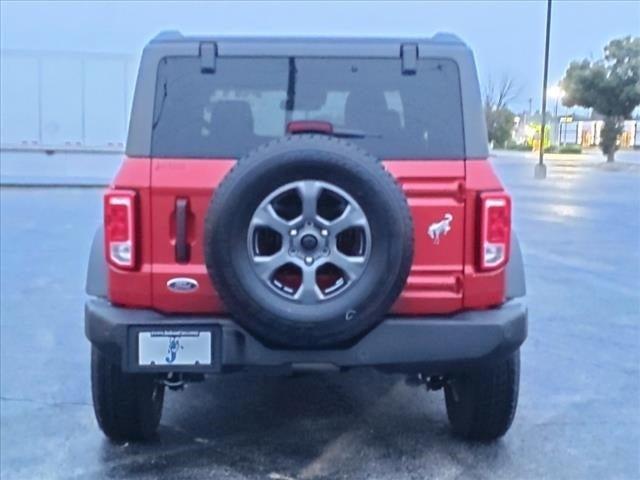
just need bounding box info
[445,351,520,441]
[91,347,164,441]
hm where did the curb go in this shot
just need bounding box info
[0,176,109,188]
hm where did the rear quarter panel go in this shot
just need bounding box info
[106,157,153,307]
[462,160,508,308]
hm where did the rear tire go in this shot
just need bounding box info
[91,347,165,441]
[444,350,520,441]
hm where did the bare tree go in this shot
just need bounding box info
[483,74,521,111]
[483,74,521,147]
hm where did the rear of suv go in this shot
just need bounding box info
[86,32,527,442]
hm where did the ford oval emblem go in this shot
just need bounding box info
[167,277,199,293]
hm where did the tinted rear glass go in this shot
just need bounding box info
[151,57,464,159]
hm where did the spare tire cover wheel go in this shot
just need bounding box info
[204,135,413,348]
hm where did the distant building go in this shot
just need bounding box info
[558,117,639,148]
[512,111,639,149]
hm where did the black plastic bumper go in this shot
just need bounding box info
[85,298,527,374]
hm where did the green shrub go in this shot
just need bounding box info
[558,144,582,154]
[542,144,582,154]
[504,141,533,151]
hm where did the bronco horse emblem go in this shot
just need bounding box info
[165,336,183,364]
[427,213,453,244]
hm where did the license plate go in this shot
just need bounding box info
[138,330,212,366]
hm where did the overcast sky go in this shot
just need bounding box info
[1,0,639,112]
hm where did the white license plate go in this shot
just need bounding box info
[138,330,212,366]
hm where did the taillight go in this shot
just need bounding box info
[479,192,511,270]
[104,190,137,269]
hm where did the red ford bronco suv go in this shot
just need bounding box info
[86,32,527,442]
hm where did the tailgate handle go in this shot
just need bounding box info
[175,198,190,263]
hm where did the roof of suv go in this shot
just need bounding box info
[145,31,473,58]
[150,31,468,46]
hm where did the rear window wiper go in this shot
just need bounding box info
[286,121,381,139]
[332,128,382,139]
[152,79,168,129]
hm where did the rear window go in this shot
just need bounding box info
[151,57,464,159]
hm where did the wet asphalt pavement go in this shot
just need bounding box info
[1,152,639,479]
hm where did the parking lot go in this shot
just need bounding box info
[1,151,639,479]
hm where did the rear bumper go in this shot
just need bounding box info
[85,298,527,374]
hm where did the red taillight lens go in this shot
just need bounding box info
[479,192,511,270]
[104,190,137,269]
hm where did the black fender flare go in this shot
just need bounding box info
[505,231,526,299]
[86,227,108,298]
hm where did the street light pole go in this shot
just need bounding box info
[535,0,552,179]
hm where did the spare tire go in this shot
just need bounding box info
[204,135,413,349]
